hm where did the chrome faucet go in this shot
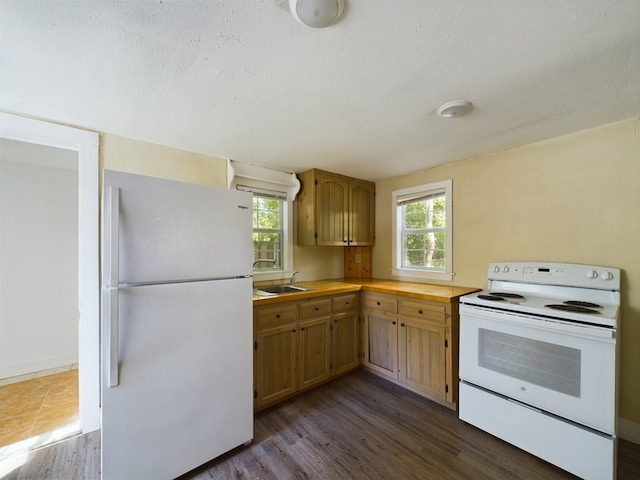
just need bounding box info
[289,271,300,286]
[253,259,276,268]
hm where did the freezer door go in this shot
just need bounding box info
[103,170,253,284]
[101,278,253,480]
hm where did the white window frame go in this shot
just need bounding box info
[228,160,299,282]
[391,179,453,282]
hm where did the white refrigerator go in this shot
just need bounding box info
[101,170,253,480]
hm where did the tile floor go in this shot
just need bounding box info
[0,368,79,450]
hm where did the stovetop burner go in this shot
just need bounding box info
[478,294,506,301]
[563,300,602,309]
[545,304,600,314]
[489,292,526,299]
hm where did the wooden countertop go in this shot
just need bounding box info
[253,278,480,306]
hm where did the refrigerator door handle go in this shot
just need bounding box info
[106,288,119,388]
[104,186,120,387]
[104,186,120,288]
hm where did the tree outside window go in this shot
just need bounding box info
[252,195,283,270]
[402,195,446,269]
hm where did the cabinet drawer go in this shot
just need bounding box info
[363,294,397,314]
[255,304,297,328]
[398,299,445,323]
[299,298,332,318]
[332,294,359,311]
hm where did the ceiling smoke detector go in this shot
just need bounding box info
[289,0,345,28]
[436,99,473,118]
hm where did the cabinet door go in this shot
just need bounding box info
[298,316,332,390]
[348,179,375,246]
[332,310,359,376]
[255,323,297,408]
[364,310,398,378]
[316,171,348,246]
[398,317,446,400]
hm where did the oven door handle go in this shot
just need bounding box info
[461,305,615,340]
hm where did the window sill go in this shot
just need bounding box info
[391,268,454,282]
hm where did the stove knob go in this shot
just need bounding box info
[503,266,510,273]
[493,265,501,273]
[586,270,598,279]
[600,271,614,281]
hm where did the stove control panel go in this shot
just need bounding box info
[487,262,620,290]
[522,266,566,278]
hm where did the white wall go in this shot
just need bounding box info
[0,142,78,378]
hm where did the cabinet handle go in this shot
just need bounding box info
[418,309,423,314]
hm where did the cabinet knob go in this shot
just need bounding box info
[315,306,319,311]
[300,327,305,331]
[292,329,296,333]
[345,301,350,305]
[376,301,381,306]
[276,314,281,318]
[418,309,423,314]
[401,323,405,327]
[392,321,396,325]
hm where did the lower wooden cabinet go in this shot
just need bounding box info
[363,310,397,378]
[363,292,455,408]
[254,322,297,407]
[254,292,360,410]
[255,288,461,410]
[331,310,359,376]
[398,317,446,400]
[298,316,331,390]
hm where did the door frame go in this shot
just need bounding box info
[0,112,100,432]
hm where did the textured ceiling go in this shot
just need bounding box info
[1,1,638,181]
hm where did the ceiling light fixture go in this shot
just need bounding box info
[289,0,345,28]
[436,99,473,118]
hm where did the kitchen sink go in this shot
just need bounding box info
[253,285,313,296]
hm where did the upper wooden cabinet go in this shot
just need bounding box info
[296,169,375,246]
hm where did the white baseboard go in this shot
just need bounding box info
[618,417,640,445]
[0,355,78,381]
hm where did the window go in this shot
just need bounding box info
[391,180,453,281]
[229,160,299,281]
[246,188,284,271]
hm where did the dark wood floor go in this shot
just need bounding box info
[2,370,639,479]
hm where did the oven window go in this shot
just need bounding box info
[478,328,581,397]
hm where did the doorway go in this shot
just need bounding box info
[0,112,99,459]
[0,140,79,452]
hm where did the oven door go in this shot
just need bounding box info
[459,304,616,434]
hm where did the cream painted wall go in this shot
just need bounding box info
[293,245,344,282]
[373,117,640,431]
[100,134,228,187]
